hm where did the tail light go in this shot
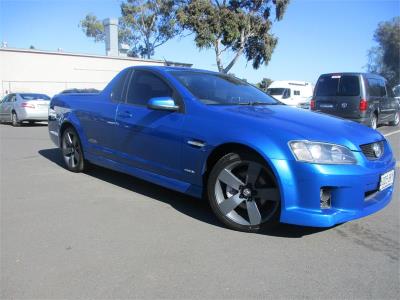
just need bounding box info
[310,99,316,110]
[359,99,367,112]
[21,102,35,109]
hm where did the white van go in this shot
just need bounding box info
[266,81,313,107]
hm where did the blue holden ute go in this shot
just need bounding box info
[48,66,396,232]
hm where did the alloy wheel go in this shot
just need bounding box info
[62,130,81,169]
[214,160,280,226]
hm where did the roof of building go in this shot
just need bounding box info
[0,47,192,68]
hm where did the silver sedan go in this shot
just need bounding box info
[0,93,50,126]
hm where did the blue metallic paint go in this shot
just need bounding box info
[48,66,396,227]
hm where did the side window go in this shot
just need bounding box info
[367,79,380,97]
[111,70,129,102]
[7,95,15,102]
[294,90,300,96]
[126,71,173,106]
[1,95,9,103]
[378,80,387,97]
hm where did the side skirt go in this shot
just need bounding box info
[85,152,203,199]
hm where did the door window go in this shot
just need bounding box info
[367,78,380,97]
[126,71,173,106]
[111,69,129,102]
[378,80,387,97]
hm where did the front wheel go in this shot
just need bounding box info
[207,152,281,232]
[389,111,399,126]
[61,127,85,172]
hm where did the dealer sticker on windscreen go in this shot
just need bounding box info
[379,170,395,191]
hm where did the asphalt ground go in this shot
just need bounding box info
[1,122,399,299]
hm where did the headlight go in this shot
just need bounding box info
[289,141,357,164]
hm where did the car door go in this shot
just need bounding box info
[77,69,131,160]
[377,79,391,122]
[382,80,398,120]
[114,69,185,180]
[2,94,16,121]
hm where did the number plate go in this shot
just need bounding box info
[379,170,394,191]
[320,103,334,108]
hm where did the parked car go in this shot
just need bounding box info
[48,66,395,232]
[0,93,51,126]
[311,73,400,129]
[266,81,313,107]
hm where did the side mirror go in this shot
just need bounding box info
[147,97,179,111]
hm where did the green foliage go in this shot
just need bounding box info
[256,77,273,91]
[367,17,400,88]
[79,1,182,59]
[177,0,290,73]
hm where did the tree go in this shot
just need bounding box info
[79,0,182,59]
[257,77,272,91]
[29,45,35,49]
[177,0,290,74]
[367,17,400,88]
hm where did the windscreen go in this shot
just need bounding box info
[20,93,50,100]
[315,75,360,97]
[170,71,278,105]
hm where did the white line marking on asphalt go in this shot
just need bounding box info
[383,129,400,137]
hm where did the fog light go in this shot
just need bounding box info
[320,188,331,209]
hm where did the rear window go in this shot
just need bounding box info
[20,93,50,100]
[315,75,360,97]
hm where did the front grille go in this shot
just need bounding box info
[360,141,384,160]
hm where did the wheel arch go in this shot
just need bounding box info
[59,121,78,147]
[203,142,279,187]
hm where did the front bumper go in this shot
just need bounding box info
[270,142,396,227]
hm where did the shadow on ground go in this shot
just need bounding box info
[39,147,331,238]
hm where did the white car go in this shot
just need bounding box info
[0,93,51,126]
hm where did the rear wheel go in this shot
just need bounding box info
[11,112,20,127]
[389,111,399,126]
[207,152,280,232]
[61,127,85,172]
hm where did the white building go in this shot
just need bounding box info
[0,18,191,98]
[0,47,191,98]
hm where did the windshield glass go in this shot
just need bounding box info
[169,71,278,105]
[20,93,50,100]
[315,75,360,97]
[267,88,285,96]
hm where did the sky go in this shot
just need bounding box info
[0,0,399,84]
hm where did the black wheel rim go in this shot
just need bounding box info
[214,160,280,226]
[62,131,81,169]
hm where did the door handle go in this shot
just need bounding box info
[117,111,133,118]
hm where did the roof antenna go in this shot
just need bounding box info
[163,57,172,66]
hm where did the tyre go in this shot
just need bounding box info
[207,152,281,232]
[369,113,377,130]
[11,112,20,127]
[61,127,85,172]
[388,111,399,126]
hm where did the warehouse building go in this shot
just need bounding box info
[0,19,191,98]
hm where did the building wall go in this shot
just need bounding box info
[0,48,168,97]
